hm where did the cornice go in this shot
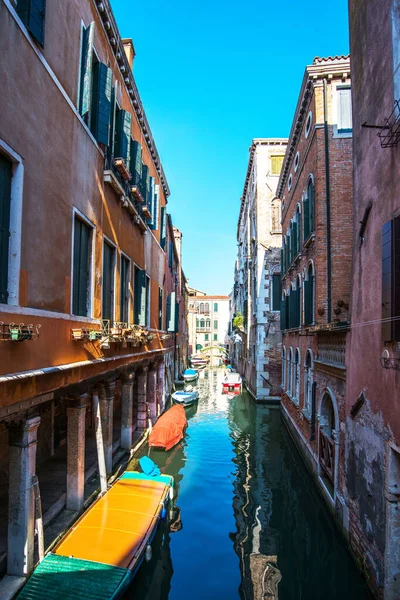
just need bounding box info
[93,0,170,198]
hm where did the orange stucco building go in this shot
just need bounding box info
[0,0,187,584]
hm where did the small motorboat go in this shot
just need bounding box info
[183,368,199,382]
[149,404,187,451]
[222,372,242,395]
[172,386,199,407]
[17,458,174,599]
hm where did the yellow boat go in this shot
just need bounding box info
[17,469,174,599]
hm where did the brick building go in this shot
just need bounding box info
[0,0,186,585]
[233,139,287,401]
[347,2,400,597]
[277,56,353,527]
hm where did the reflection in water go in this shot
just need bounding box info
[123,369,369,600]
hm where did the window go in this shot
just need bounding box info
[134,266,146,326]
[213,334,218,341]
[158,287,163,330]
[304,263,315,326]
[288,348,293,395]
[145,276,150,327]
[205,302,210,313]
[271,198,281,233]
[294,151,300,172]
[272,274,281,311]
[206,319,211,329]
[17,0,46,46]
[214,302,218,312]
[196,318,199,328]
[166,291,177,332]
[160,207,167,250]
[205,333,209,341]
[72,216,92,317]
[78,23,112,145]
[271,155,284,175]
[150,184,160,231]
[282,347,286,388]
[303,177,315,240]
[214,320,218,329]
[115,108,132,165]
[287,283,300,329]
[305,111,312,138]
[280,291,288,331]
[382,217,400,341]
[288,173,293,191]
[304,350,313,416]
[293,348,300,404]
[102,241,116,321]
[200,319,205,328]
[0,155,12,304]
[120,255,130,323]
[337,87,352,134]
[296,204,301,253]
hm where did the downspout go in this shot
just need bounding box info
[323,78,332,323]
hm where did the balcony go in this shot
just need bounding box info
[104,154,147,231]
[196,327,211,333]
[317,331,346,367]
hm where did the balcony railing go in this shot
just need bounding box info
[104,154,147,225]
[317,331,346,367]
[319,428,335,484]
[196,327,211,332]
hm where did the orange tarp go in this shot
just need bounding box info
[54,478,168,569]
[149,404,187,451]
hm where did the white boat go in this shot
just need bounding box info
[172,387,199,406]
[183,369,199,382]
[222,372,242,395]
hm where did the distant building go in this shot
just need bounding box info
[277,53,353,572]
[233,138,288,400]
[347,2,400,597]
[188,295,230,356]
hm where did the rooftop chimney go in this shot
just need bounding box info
[122,38,135,71]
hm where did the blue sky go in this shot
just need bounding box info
[111,0,349,295]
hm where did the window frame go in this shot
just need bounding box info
[71,208,95,318]
[101,235,117,322]
[120,252,131,323]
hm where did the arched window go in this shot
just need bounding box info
[200,319,205,328]
[304,349,314,416]
[205,302,210,313]
[282,347,286,388]
[304,262,315,326]
[296,204,302,252]
[206,319,210,329]
[303,176,315,239]
[293,348,300,404]
[280,290,287,331]
[196,318,200,328]
[200,302,205,313]
[319,390,339,493]
[296,275,301,328]
[289,221,293,264]
[288,348,293,395]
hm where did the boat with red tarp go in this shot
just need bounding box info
[149,404,187,451]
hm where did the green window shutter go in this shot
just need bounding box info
[72,217,90,317]
[79,22,94,118]
[280,297,286,330]
[205,333,209,341]
[174,300,179,333]
[214,303,218,312]
[304,279,311,326]
[115,110,132,164]
[297,211,302,252]
[90,62,112,146]
[152,185,159,231]
[120,255,129,323]
[309,181,315,233]
[102,242,114,321]
[168,241,173,269]
[158,288,163,330]
[0,155,12,304]
[149,177,155,226]
[167,292,176,332]
[134,268,146,326]
[214,320,218,329]
[292,221,297,258]
[272,273,281,311]
[141,164,149,205]
[303,196,310,240]
[130,141,142,186]
[160,207,167,250]
[17,0,46,46]
[213,334,217,341]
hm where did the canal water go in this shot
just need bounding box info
[123,368,369,600]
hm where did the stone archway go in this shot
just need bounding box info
[317,388,339,498]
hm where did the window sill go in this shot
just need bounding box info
[302,408,311,421]
[303,232,316,248]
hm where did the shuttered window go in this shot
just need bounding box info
[382,218,400,341]
[214,303,218,312]
[115,110,132,165]
[160,207,167,250]
[270,155,284,175]
[304,268,315,326]
[166,291,176,332]
[134,267,147,326]
[303,195,310,240]
[79,22,95,119]
[214,320,218,329]
[308,179,315,233]
[148,176,155,225]
[145,276,150,328]
[152,184,160,231]
[130,141,142,187]
[102,241,115,321]
[272,274,281,311]
[120,255,130,323]
[205,334,209,341]
[72,217,91,317]
[168,241,173,270]
[0,155,12,304]
[141,165,150,206]
[90,62,112,146]
[337,87,352,133]
[158,287,163,330]
[280,296,287,330]
[17,0,46,46]
[213,334,218,341]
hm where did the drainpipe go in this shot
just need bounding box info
[310,381,317,441]
[323,78,332,323]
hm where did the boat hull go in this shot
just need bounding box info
[172,391,199,406]
[183,374,198,382]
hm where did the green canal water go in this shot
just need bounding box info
[123,368,369,600]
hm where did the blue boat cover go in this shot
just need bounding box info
[184,369,197,375]
[121,471,173,486]
[139,456,161,476]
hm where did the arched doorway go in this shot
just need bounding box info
[318,389,339,497]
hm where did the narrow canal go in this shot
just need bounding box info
[123,368,369,600]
